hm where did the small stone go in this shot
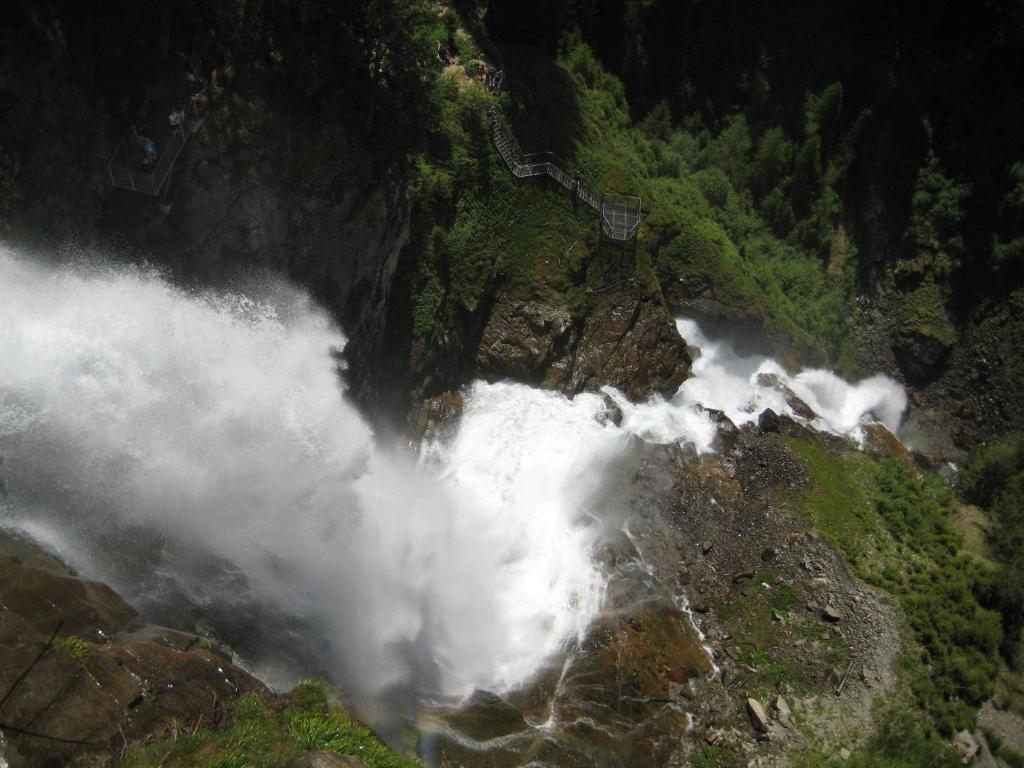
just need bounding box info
[705,730,720,746]
[839,748,851,761]
[599,394,624,427]
[822,604,843,622]
[758,408,781,434]
[953,730,979,762]
[773,695,792,719]
[746,697,770,733]
[702,541,714,555]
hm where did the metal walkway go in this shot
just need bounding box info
[491,110,641,241]
[108,85,212,197]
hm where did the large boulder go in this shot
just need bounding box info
[551,291,691,401]
[893,328,953,387]
[746,697,771,733]
[475,298,574,386]
[476,291,690,402]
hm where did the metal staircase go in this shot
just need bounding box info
[490,110,641,241]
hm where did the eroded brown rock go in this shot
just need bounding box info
[862,422,916,470]
[0,557,264,768]
[475,291,690,402]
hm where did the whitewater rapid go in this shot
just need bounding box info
[612,318,907,451]
[0,246,907,718]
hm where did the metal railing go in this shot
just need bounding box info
[601,192,642,241]
[108,84,212,197]
[490,108,641,241]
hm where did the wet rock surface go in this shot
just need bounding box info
[854,279,1024,459]
[475,297,575,387]
[0,552,264,767]
[424,427,902,767]
[476,289,690,402]
[407,391,464,443]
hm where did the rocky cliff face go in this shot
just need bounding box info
[476,289,691,402]
[0,539,264,768]
[2,8,412,412]
[97,97,412,407]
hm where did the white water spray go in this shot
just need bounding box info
[611,318,907,450]
[0,247,607,705]
[0,244,908,723]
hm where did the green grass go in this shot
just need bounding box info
[771,581,799,613]
[786,435,1002,734]
[691,743,737,768]
[899,277,957,346]
[784,437,881,565]
[794,709,962,767]
[119,681,420,768]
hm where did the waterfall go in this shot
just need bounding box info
[0,246,607,706]
[0,244,908,726]
[609,317,907,450]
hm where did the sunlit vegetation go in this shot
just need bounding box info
[788,436,1001,734]
[795,709,961,768]
[961,442,1024,670]
[119,680,420,768]
[404,29,866,368]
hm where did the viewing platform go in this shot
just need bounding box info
[107,84,212,197]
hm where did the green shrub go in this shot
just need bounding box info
[961,442,1021,509]
[119,683,420,768]
[961,442,1024,666]
[795,710,961,767]
[752,126,795,198]
[872,462,1001,733]
[898,277,957,346]
[907,144,969,262]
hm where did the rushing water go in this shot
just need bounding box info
[613,317,907,451]
[0,248,608,707]
[0,246,908,724]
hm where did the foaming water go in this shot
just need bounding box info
[609,318,907,450]
[0,244,907,738]
[0,247,607,707]
[420,382,624,689]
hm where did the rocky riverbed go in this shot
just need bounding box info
[418,415,904,768]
